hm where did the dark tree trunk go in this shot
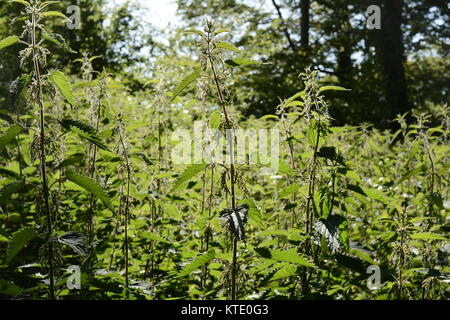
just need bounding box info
[336,4,353,88]
[377,0,411,128]
[300,0,310,50]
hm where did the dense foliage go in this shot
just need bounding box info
[0,1,448,300]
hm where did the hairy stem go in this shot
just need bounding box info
[207,44,238,299]
[31,6,55,300]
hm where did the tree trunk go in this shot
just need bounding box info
[300,0,310,50]
[377,0,411,128]
[336,4,353,88]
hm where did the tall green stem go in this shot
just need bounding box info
[208,48,238,299]
[31,6,55,300]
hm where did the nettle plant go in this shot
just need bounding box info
[0,0,118,299]
[0,0,87,299]
[167,20,261,300]
[0,6,448,300]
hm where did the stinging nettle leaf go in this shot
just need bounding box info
[174,250,215,278]
[168,68,201,104]
[319,86,351,92]
[66,170,112,208]
[52,231,86,256]
[9,0,30,7]
[184,29,205,38]
[254,247,315,267]
[270,264,297,281]
[240,199,264,228]
[278,183,300,199]
[56,153,85,170]
[0,124,23,152]
[347,184,399,209]
[138,231,169,243]
[333,253,368,274]
[171,163,208,191]
[0,181,26,204]
[42,32,77,53]
[5,227,36,264]
[224,58,261,68]
[220,204,249,241]
[59,118,108,151]
[215,41,242,52]
[213,28,230,36]
[0,167,21,179]
[411,232,447,241]
[314,214,348,253]
[48,70,76,106]
[285,91,305,105]
[0,36,20,50]
[41,11,70,20]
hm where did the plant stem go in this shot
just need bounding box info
[207,46,238,299]
[31,6,55,300]
[117,123,131,299]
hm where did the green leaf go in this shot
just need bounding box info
[408,140,420,162]
[56,153,85,170]
[286,100,304,107]
[319,86,351,92]
[213,28,230,36]
[42,32,76,53]
[215,41,242,52]
[41,11,69,20]
[347,184,399,209]
[131,153,154,166]
[224,58,261,68]
[0,168,21,179]
[174,250,215,278]
[59,119,108,150]
[66,170,111,208]
[430,192,444,210]
[334,253,367,274]
[48,70,76,106]
[411,232,446,241]
[210,111,221,129]
[138,231,169,243]
[0,279,22,296]
[254,247,315,267]
[314,214,348,253]
[171,163,208,191]
[0,124,23,152]
[40,1,60,9]
[5,227,36,264]
[396,166,424,185]
[184,29,205,38]
[0,36,20,50]
[307,119,320,147]
[285,91,305,105]
[259,114,279,120]
[168,68,201,104]
[270,264,297,281]
[350,248,377,265]
[278,183,300,199]
[363,188,391,205]
[278,161,296,176]
[9,0,30,7]
[0,181,26,204]
[240,199,264,228]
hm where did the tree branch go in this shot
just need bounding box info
[271,0,298,52]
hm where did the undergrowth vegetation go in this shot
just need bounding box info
[0,1,448,300]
